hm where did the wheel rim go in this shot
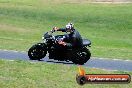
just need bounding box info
[30,48,45,58]
[73,51,89,65]
[77,52,87,60]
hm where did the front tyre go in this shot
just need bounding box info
[28,43,47,60]
[72,47,91,65]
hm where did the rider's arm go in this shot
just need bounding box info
[53,27,66,32]
[57,28,66,32]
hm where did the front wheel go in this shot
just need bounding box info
[28,43,47,60]
[72,47,91,65]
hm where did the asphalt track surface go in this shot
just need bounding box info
[0,50,132,72]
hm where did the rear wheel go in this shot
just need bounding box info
[28,43,47,60]
[72,47,91,65]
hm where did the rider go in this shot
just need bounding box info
[53,23,83,49]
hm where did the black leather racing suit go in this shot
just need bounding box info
[57,28,83,49]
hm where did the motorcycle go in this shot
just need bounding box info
[28,29,91,65]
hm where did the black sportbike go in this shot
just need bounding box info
[28,30,91,65]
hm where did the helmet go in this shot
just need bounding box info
[66,23,74,30]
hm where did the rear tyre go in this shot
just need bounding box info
[72,47,91,65]
[28,43,47,60]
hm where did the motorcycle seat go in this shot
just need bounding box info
[82,39,91,46]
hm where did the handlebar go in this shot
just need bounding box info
[43,29,66,43]
[50,29,55,33]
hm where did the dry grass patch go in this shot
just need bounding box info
[0,24,31,33]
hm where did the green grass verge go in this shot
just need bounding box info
[0,59,132,88]
[0,0,132,59]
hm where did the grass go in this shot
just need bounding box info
[0,0,132,59]
[0,1,131,87]
[0,59,132,88]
